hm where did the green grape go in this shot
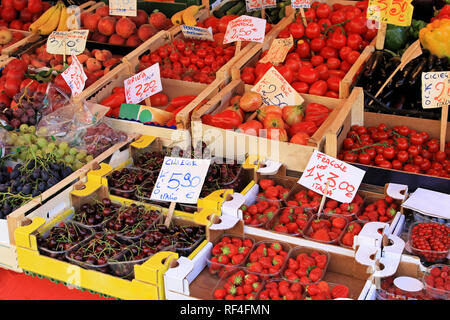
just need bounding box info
[64,155,74,164]
[16,137,27,146]
[37,127,48,136]
[23,134,32,144]
[35,150,43,158]
[19,124,29,133]
[28,126,36,134]
[69,147,78,156]
[76,149,87,159]
[30,134,37,143]
[30,144,39,152]
[58,142,69,151]
[55,149,65,158]
[18,152,27,161]
[85,155,94,163]
[47,142,56,152]
[73,161,83,170]
[36,137,48,149]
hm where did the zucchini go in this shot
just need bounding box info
[236,5,246,16]
[214,0,239,18]
[227,1,245,15]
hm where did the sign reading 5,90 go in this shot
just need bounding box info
[150,157,211,204]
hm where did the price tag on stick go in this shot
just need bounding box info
[124,63,163,105]
[291,0,311,8]
[223,15,266,44]
[181,25,214,41]
[298,150,366,204]
[251,66,304,107]
[61,55,87,97]
[259,36,293,65]
[46,30,89,56]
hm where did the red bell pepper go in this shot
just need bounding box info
[201,109,243,129]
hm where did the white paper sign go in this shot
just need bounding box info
[181,25,214,41]
[292,0,311,8]
[124,63,162,105]
[251,66,304,107]
[422,71,450,109]
[150,157,211,204]
[61,55,87,97]
[46,30,89,55]
[298,150,366,203]
[246,0,262,12]
[223,15,266,44]
[109,0,137,17]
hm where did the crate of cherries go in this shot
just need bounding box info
[407,221,450,264]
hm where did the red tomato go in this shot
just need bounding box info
[296,40,311,58]
[289,23,305,38]
[325,91,339,98]
[330,10,346,24]
[315,64,329,80]
[326,77,341,93]
[346,16,367,35]
[345,50,361,64]
[339,46,353,61]
[326,57,341,70]
[311,55,324,67]
[310,37,326,52]
[317,18,331,33]
[340,60,352,73]
[319,46,338,60]
[347,34,363,51]
[308,80,328,96]
[292,81,309,94]
[330,33,347,50]
[285,58,301,72]
[305,23,321,39]
[328,70,346,78]
[316,3,331,18]
[297,67,319,84]
[277,65,294,83]
[241,72,255,85]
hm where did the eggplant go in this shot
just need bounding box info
[391,94,406,110]
[364,51,383,78]
[395,62,415,88]
[436,56,449,67]
[408,58,427,86]
[426,54,437,71]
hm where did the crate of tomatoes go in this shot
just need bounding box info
[231,0,377,99]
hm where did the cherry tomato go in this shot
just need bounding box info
[305,23,321,39]
[358,153,371,164]
[315,64,329,80]
[326,77,341,93]
[297,66,319,84]
[308,80,328,96]
[316,3,331,18]
[292,81,309,94]
[241,72,255,85]
[330,10,346,24]
[289,23,305,38]
[392,160,403,170]
[310,37,326,52]
[296,40,311,58]
[344,152,357,162]
[378,160,393,169]
[339,46,353,61]
[311,55,324,67]
[408,145,419,157]
[319,46,338,60]
[345,50,361,64]
[410,133,424,145]
[347,34,363,51]
[326,57,341,70]
[330,33,347,50]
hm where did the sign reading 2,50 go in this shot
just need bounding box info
[167,172,201,189]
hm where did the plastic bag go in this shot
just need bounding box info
[82,122,128,158]
[41,83,71,116]
[36,98,110,146]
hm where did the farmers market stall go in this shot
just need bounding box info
[0,0,448,303]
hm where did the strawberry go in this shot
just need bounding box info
[252,281,262,292]
[248,261,263,273]
[218,255,230,264]
[270,242,282,253]
[431,267,442,277]
[244,273,258,285]
[386,207,396,217]
[247,205,258,215]
[309,267,322,282]
[326,199,339,209]
[288,258,299,270]
[332,216,347,229]
[287,222,299,233]
[256,201,269,212]
[306,284,320,295]
[231,238,242,248]
[312,228,330,241]
[214,288,226,299]
[272,255,284,267]
[314,254,327,269]
[243,284,253,294]
[221,243,238,256]
[259,256,273,269]
[259,179,275,190]
[295,266,308,278]
[341,232,354,247]
[331,284,350,299]
[231,253,245,265]
[274,224,289,233]
[317,281,330,293]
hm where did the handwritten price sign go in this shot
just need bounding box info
[251,66,304,107]
[223,15,266,44]
[109,0,137,17]
[422,71,450,109]
[292,0,311,8]
[46,30,89,55]
[150,157,211,204]
[181,25,214,41]
[367,0,414,26]
[259,36,293,65]
[124,63,162,105]
[262,0,277,9]
[61,55,87,97]
[246,0,262,12]
[298,150,366,203]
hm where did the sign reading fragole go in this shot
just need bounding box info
[251,66,304,107]
[291,0,311,8]
[181,25,214,41]
[422,71,450,109]
[61,55,87,97]
[109,0,137,17]
[150,157,211,204]
[259,36,293,64]
[46,30,89,55]
[223,15,266,44]
[298,150,366,203]
[124,63,163,105]
[367,0,414,27]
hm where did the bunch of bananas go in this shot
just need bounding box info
[29,1,76,35]
[171,5,204,26]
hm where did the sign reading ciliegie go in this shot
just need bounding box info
[422,71,450,109]
[150,157,211,204]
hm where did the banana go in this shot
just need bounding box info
[38,2,63,35]
[171,9,186,26]
[182,5,204,26]
[29,4,59,33]
[56,6,69,31]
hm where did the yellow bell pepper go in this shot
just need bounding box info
[419,18,450,59]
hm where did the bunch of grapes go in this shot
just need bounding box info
[0,88,45,129]
[5,124,94,171]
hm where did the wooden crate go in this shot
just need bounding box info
[191,80,363,173]
[0,30,40,57]
[333,106,450,192]
[14,176,219,300]
[230,0,378,99]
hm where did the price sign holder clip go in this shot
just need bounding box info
[353,222,405,278]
